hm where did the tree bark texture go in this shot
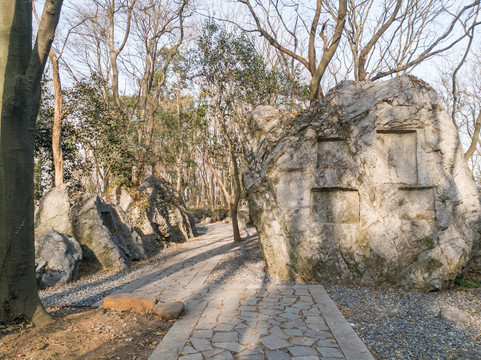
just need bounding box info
[50,50,64,186]
[0,0,63,324]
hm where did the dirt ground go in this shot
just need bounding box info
[0,306,172,360]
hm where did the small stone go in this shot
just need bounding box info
[440,306,471,325]
[153,301,185,320]
[102,293,157,313]
[36,343,48,350]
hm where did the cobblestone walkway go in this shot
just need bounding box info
[103,224,374,360]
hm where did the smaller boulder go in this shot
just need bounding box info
[35,184,75,240]
[440,306,471,325]
[35,230,83,288]
[153,301,185,320]
[102,293,157,313]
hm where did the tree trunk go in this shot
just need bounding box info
[230,200,242,243]
[0,0,63,324]
[133,106,156,185]
[175,151,183,192]
[50,50,64,186]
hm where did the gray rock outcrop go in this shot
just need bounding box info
[35,177,197,277]
[34,183,75,241]
[35,230,83,288]
[244,76,481,291]
[73,195,147,270]
[107,176,197,248]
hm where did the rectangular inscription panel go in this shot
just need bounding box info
[375,130,417,184]
[312,188,359,224]
[398,187,435,220]
[317,138,349,169]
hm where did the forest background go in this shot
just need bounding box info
[34,0,481,218]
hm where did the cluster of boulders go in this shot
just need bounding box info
[34,176,197,288]
[244,76,481,291]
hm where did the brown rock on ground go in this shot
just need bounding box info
[153,301,185,320]
[102,293,158,313]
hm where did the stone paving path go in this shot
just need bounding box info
[102,224,374,360]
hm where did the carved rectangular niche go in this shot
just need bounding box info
[398,187,435,220]
[317,138,349,169]
[312,187,359,224]
[375,130,417,184]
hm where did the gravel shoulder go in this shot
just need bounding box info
[40,223,481,360]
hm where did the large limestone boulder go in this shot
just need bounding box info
[244,76,481,291]
[107,176,197,247]
[35,230,83,288]
[73,195,147,270]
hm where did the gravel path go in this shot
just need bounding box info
[41,223,481,359]
[40,238,192,307]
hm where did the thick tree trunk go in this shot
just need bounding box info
[0,0,63,324]
[50,51,64,186]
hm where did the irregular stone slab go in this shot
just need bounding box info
[190,338,213,352]
[244,76,481,290]
[266,350,290,360]
[260,334,290,350]
[289,337,317,346]
[212,332,239,342]
[178,354,202,360]
[213,341,245,353]
[288,345,318,357]
[102,293,157,313]
[317,346,345,358]
[210,351,234,360]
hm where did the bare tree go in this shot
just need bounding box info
[364,0,481,81]
[237,0,348,102]
[33,3,86,187]
[130,0,189,184]
[70,0,137,106]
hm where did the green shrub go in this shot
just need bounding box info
[454,275,480,288]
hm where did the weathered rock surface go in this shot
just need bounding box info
[153,301,185,320]
[35,230,83,288]
[102,293,157,313]
[34,184,75,241]
[244,76,481,291]
[35,176,196,278]
[107,176,197,248]
[73,195,147,270]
